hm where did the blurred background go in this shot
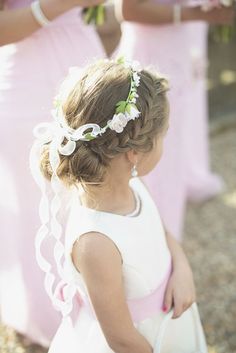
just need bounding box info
[0,3,236,353]
[183,27,236,353]
[184,30,236,353]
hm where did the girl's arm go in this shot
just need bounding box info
[0,0,103,46]
[163,230,196,318]
[115,0,235,26]
[165,230,190,269]
[72,232,153,353]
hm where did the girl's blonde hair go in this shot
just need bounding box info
[40,60,169,186]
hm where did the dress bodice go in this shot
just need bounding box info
[64,178,172,301]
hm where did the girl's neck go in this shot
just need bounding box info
[80,174,137,216]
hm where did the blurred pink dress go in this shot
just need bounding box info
[117,1,223,240]
[0,0,105,346]
[183,22,224,202]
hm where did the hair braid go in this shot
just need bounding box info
[40,61,169,186]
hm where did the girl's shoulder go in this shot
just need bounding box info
[71,231,123,276]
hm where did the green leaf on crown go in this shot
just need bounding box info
[84,132,95,141]
[116,100,127,113]
[125,103,132,114]
[129,92,136,101]
[117,56,125,65]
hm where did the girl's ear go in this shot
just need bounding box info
[126,149,139,165]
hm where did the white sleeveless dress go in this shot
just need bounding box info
[48,178,208,353]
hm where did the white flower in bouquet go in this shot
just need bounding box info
[201,0,235,11]
[200,0,236,42]
[220,0,234,6]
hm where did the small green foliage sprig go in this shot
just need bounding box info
[83,5,105,26]
[202,0,236,42]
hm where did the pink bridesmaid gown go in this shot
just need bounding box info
[0,0,105,346]
[116,0,223,240]
[183,21,224,202]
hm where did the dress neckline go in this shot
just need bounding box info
[76,181,142,219]
[125,191,141,217]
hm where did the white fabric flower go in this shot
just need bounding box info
[126,106,140,121]
[131,60,142,72]
[108,113,128,133]
[124,59,141,72]
[133,72,140,87]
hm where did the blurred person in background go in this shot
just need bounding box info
[0,0,107,347]
[115,0,235,241]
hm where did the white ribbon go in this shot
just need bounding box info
[30,126,77,318]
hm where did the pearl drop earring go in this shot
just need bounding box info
[131,165,138,178]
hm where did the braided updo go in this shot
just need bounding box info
[40,60,169,186]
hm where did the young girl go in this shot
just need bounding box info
[31,59,208,352]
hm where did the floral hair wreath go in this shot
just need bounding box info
[30,58,143,319]
[34,57,142,157]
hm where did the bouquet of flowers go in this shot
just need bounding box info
[83,4,105,25]
[201,0,236,42]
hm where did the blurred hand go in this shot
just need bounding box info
[203,6,235,25]
[163,261,196,319]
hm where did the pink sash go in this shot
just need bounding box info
[127,262,172,322]
[58,261,172,324]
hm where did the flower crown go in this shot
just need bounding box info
[34,58,142,157]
